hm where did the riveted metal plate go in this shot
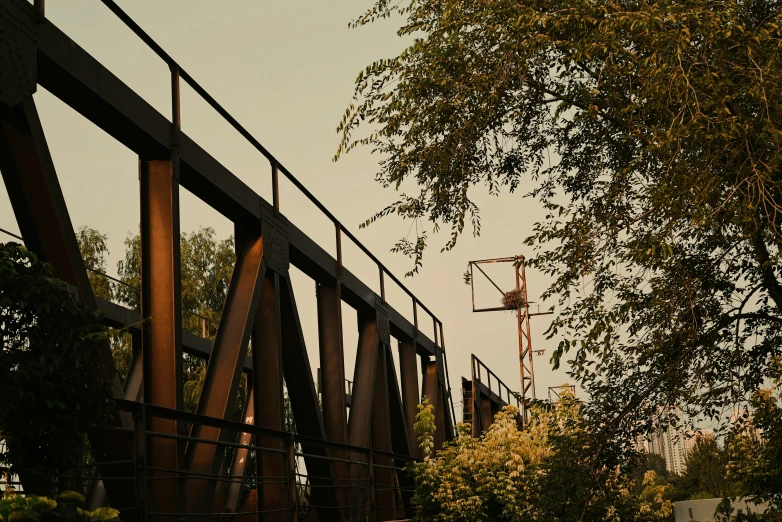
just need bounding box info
[375,296,390,347]
[0,0,37,107]
[261,202,289,275]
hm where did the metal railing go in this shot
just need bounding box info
[14,0,459,426]
[471,355,521,409]
[0,399,418,521]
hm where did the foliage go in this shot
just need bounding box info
[75,227,111,302]
[80,226,238,414]
[630,453,669,496]
[338,0,782,435]
[409,391,671,522]
[727,360,782,508]
[0,243,112,479]
[0,490,119,522]
[75,229,133,381]
[679,434,736,500]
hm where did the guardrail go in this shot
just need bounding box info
[0,399,419,521]
[471,355,521,409]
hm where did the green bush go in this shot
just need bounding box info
[0,491,119,522]
[0,243,112,485]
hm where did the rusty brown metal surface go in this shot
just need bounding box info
[253,272,285,522]
[421,360,445,454]
[278,276,343,522]
[465,256,550,425]
[186,228,265,512]
[397,340,419,459]
[0,2,463,518]
[223,387,256,513]
[316,281,349,512]
[370,343,394,521]
[0,96,135,510]
[139,158,183,520]
[347,313,379,519]
[383,345,413,516]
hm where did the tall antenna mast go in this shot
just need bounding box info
[465,255,552,422]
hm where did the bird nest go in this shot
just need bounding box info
[501,289,526,310]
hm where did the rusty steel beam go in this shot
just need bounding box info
[253,272,285,522]
[316,281,349,512]
[186,227,265,513]
[97,297,254,372]
[346,313,378,519]
[422,360,445,453]
[31,16,444,358]
[0,98,123,387]
[278,276,343,522]
[316,282,348,443]
[384,346,414,516]
[0,95,136,509]
[223,387,256,513]
[397,340,420,459]
[139,158,184,519]
[371,344,395,521]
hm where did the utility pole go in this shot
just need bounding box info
[465,255,552,422]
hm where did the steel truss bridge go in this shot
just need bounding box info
[0,1,462,520]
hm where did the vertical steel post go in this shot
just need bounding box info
[223,389,256,512]
[272,162,280,212]
[398,340,420,459]
[253,273,285,522]
[370,344,394,521]
[170,66,181,136]
[315,275,349,513]
[133,404,148,522]
[379,266,385,300]
[439,322,456,429]
[470,263,476,311]
[287,434,299,522]
[316,222,349,513]
[34,0,44,21]
[421,361,444,453]
[367,450,377,522]
[139,158,182,521]
[515,256,535,423]
[520,259,536,400]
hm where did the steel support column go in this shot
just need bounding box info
[421,360,445,453]
[316,281,349,512]
[279,276,343,522]
[384,347,414,515]
[370,343,394,521]
[139,158,183,520]
[347,314,379,519]
[397,340,420,459]
[223,388,256,513]
[253,273,285,522]
[186,227,265,512]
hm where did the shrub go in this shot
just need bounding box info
[0,243,112,487]
[0,491,119,522]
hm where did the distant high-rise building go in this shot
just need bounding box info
[635,407,712,475]
[649,426,689,475]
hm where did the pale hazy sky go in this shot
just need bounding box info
[0,0,576,418]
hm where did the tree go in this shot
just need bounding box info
[727,359,782,508]
[409,393,672,522]
[338,0,782,436]
[0,242,112,494]
[76,227,112,301]
[76,228,134,382]
[679,434,734,500]
[630,453,670,497]
[114,227,237,413]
